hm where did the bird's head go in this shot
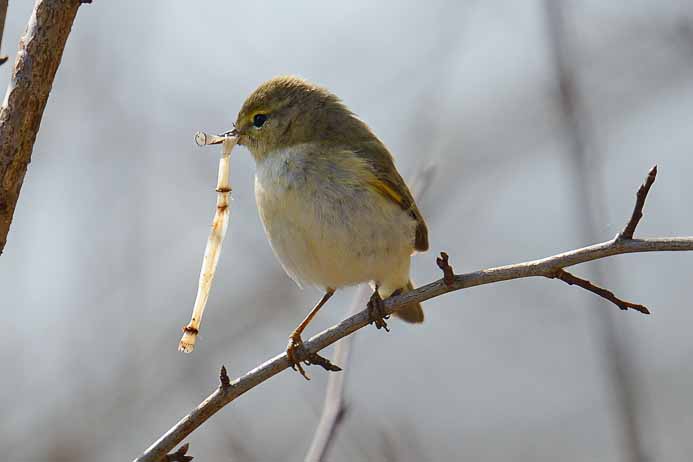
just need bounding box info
[232,76,369,161]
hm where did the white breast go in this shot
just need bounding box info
[254,145,415,293]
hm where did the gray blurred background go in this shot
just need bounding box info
[1,1,693,461]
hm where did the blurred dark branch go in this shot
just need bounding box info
[305,165,436,462]
[544,2,649,461]
[0,0,84,255]
[135,167,693,462]
[304,286,363,462]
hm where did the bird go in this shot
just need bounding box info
[229,76,428,379]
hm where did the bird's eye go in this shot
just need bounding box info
[253,114,268,128]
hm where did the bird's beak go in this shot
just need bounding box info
[220,128,238,138]
[204,128,238,145]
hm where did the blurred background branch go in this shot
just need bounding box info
[305,165,436,462]
[544,1,649,460]
[0,0,84,255]
[303,286,363,462]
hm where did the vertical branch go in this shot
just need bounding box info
[0,0,84,255]
[543,2,648,461]
[304,285,368,462]
[305,166,436,462]
[303,8,461,452]
[0,0,8,65]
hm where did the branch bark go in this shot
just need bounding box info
[0,0,9,65]
[135,168,693,462]
[0,0,84,255]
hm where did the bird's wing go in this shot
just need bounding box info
[354,140,429,252]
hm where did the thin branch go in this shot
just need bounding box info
[620,165,657,239]
[304,286,367,462]
[550,164,655,315]
[135,240,693,462]
[134,168,693,462]
[550,269,649,314]
[0,0,84,255]
[135,238,693,462]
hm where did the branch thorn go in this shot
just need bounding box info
[436,252,455,286]
[619,165,657,240]
[219,365,231,388]
[305,353,342,372]
[164,443,193,462]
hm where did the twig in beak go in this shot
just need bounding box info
[195,130,236,146]
[179,132,238,353]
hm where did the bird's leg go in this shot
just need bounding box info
[367,286,390,332]
[287,288,341,380]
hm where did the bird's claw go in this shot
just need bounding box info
[286,333,342,380]
[368,290,390,332]
[287,333,310,380]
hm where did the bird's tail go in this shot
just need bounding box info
[393,280,424,323]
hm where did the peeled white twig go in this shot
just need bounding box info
[179,133,237,353]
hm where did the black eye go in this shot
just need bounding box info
[253,114,267,128]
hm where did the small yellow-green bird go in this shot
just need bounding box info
[230,76,428,378]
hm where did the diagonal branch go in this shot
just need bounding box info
[620,165,657,239]
[135,237,693,462]
[549,268,649,314]
[133,168,693,462]
[0,0,86,256]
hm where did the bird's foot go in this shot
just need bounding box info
[286,332,341,381]
[368,289,390,332]
[286,332,309,379]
